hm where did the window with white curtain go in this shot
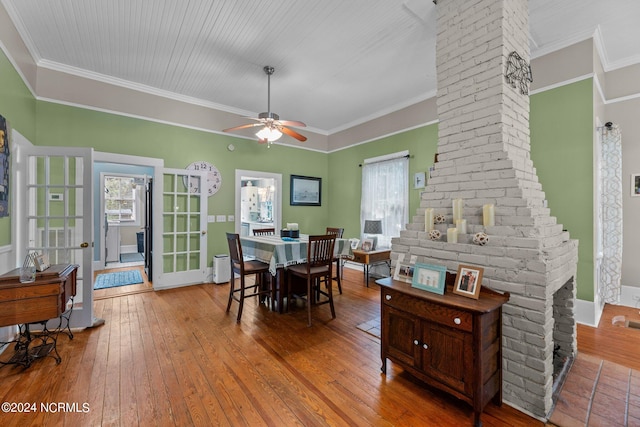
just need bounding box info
[360,151,409,249]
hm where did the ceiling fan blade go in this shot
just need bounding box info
[222,122,262,132]
[280,126,307,142]
[278,120,306,128]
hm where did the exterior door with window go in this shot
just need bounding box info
[20,146,94,328]
[156,168,207,289]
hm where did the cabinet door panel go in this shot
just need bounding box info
[385,306,419,366]
[422,323,473,395]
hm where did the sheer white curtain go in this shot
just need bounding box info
[360,153,409,249]
[600,124,623,304]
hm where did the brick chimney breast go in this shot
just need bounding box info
[392,0,579,419]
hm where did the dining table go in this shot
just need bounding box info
[240,234,352,312]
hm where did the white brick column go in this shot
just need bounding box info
[392,0,579,419]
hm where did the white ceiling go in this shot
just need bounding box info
[3,0,640,134]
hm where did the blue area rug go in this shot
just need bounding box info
[120,252,144,263]
[94,270,144,290]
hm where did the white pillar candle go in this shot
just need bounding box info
[447,227,458,243]
[455,219,467,234]
[483,204,495,227]
[452,198,464,222]
[425,208,435,232]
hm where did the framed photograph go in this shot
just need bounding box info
[414,171,426,189]
[33,253,51,272]
[411,263,447,294]
[349,238,360,250]
[453,264,484,299]
[393,254,416,283]
[290,175,321,206]
[393,254,416,284]
[632,174,640,197]
[361,238,374,252]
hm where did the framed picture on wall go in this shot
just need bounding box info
[632,173,640,197]
[290,175,321,206]
[0,114,9,218]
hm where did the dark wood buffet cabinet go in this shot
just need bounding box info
[0,263,78,367]
[377,276,509,427]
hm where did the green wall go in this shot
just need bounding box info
[0,49,596,301]
[327,82,596,303]
[0,49,37,246]
[530,79,594,301]
[34,101,330,261]
[327,126,439,240]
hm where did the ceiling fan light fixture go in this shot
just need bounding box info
[256,126,282,142]
[222,65,306,144]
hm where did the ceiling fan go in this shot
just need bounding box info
[223,65,307,145]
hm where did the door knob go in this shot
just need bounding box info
[80,242,89,248]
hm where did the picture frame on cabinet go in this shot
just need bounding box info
[411,263,447,295]
[453,264,484,299]
[393,253,416,283]
[33,253,51,272]
[632,173,640,197]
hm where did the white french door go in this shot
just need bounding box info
[155,167,208,289]
[20,146,94,328]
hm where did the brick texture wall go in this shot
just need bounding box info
[391,0,579,418]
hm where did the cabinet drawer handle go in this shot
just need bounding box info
[423,343,429,349]
[413,339,419,346]
[385,295,392,301]
[454,317,461,325]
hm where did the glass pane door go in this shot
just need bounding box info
[158,168,207,287]
[22,147,93,328]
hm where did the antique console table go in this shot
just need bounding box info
[0,263,78,368]
[377,275,509,427]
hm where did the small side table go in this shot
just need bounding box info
[351,249,391,286]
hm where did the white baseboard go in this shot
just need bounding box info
[620,285,640,309]
[575,299,601,327]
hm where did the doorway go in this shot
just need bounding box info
[99,171,150,270]
[92,152,163,294]
[235,170,282,235]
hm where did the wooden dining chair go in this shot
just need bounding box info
[225,233,274,323]
[326,227,344,294]
[287,234,336,327]
[253,228,276,236]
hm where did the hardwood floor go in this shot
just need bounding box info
[0,268,636,426]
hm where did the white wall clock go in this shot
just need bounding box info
[185,161,222,196]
